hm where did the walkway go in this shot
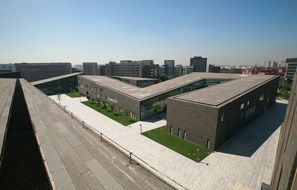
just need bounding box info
[51,94,287,190]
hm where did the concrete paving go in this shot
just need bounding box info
[21,80,173,190]
[50,94,287,190]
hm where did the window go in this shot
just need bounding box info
[240,103,244,110]
[183,131,187,139]
[220,113,224,122]
[170,126,173,134]
[259,94,264,101]
[247,101,250,106]
[178,129,181,138]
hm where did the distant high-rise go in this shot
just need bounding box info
[190,56,207,72]
[83,62,98,75]
[164,60,175,78]
[15,62,72,82]
[285,58,297,82]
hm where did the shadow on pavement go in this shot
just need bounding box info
[217,101,287,157]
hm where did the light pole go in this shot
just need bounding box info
[140,123,142,134]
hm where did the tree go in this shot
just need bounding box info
[153,101,166,113]
[160,75,169,82]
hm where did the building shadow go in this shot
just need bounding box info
[217,101,287,157]
[143,112,166,123]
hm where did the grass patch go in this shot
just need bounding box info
[82,101,136,126]
[66,91,83,98]
[143,126,211,162]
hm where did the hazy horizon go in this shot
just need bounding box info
[0,0,296,66]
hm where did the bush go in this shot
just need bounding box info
[113,112,121,116]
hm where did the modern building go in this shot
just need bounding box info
[78,73,247,121]
[286,58,297,82]
[83,62,98,75]
[208,64,221,73]
[15,62,72,82]
[190,56,207,72]
[111,76,160,87]
[31,72,82,95]
[269,72,297,190]
[164,60,175,78]
[167,75,279,150]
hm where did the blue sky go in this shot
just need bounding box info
[0,0,296,66]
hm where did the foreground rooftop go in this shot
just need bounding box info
[0,79,16,156]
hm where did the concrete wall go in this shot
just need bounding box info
[271,73,297,190]
[78,76,140,120]
[167,98,219,150]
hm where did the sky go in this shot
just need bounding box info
[0,0,296,66]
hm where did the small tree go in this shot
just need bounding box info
[153,101,166,113]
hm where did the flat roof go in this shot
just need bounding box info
[112,76,160,81]
[31,72,82,85]
[0,79,16,157]
[80,72,247,100]
[20,79,169,189]
[171,75,278,107]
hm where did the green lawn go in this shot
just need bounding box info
[143,126,212,162]
[82,101,135,126]
[66,91,83,98]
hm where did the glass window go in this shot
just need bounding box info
[220,113,224,122]
[240,103,244,110]
[183,131,187,139]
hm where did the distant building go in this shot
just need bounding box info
[208,64,221,73]
[104,60,156,78]
[159,65,166,77]
[174,65,183,78]
[190,56,207,72]
[182,66,194,75]
[286,58,297,82]
[273,61,278,68]
[269,71,297,190]
[0,64,16,73]
[164,60,175,78]
[74,64,84,72]
[15,62,72,82]
[83,62,98,75]
[97,65,105,75]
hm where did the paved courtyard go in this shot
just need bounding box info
[50,94,287,190]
